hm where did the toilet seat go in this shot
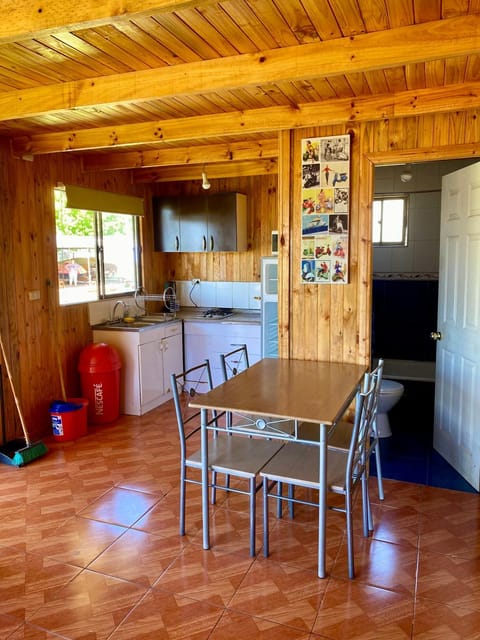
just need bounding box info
[380,379,404,395]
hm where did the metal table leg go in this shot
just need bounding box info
[201,407,210,550]
[318,422,327,578]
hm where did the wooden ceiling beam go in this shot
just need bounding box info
[12,81,480,156]
[81,139,278,171]
[0,1,216,43]
[133,159,278,182]
[0,14,479,120]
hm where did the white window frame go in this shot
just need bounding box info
[55,188,142,306]
[372,195,409,246]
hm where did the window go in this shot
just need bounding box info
[372,196,408,246]
[54,188,142,306]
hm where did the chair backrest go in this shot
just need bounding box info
[170,360,214,462]
[346,372,377,487]
[220,344,250,381]
[370,358,384,436]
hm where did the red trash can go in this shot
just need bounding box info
[78,343,122,424]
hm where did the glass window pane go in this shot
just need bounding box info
[102,213,138,296]
[55,190,98,305]
[382,199,404,243]
[372,200,382,243]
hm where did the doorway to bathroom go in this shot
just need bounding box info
[371,159,478,493]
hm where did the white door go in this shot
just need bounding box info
[434,162,480,490]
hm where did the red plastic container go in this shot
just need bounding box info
[50,398,88,442]
[78,343,121,424]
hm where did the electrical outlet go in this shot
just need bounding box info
[192,278,200,285]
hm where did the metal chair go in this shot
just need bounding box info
[261,371,376,579]
[298,359,385,509]
[220,344,250,381]
[171,359,284,556]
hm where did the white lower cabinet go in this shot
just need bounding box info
[183,321,261,387]
[93,321,183,415]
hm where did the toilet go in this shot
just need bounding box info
[376,379,404,437]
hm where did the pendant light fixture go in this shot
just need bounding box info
[400,163,413,183]
[201,166,211,190]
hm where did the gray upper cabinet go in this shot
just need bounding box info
[153,193,247,252]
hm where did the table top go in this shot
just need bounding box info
[189,358,367,425]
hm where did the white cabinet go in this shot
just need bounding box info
[183,320,261,387]
[93,321,183,415]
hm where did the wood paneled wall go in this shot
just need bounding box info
[0,145,140,442]
[283,110,479,365]
[146,174,279,293]
[1,108,479,440]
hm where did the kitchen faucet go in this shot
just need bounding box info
[112,300,127,321]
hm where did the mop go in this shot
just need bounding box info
[0,333,48,466]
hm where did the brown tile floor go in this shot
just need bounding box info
[1,400,479,639]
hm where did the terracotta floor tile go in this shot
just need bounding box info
[26,568,147,639]
[108,588,223,639]
[413,597,480,639]
[4,624,64,639]
[3,400,479,638]
[209,609,312,639]
[417,551,480,612]
[88,528,188,586]
[261,516,344,573]
[331,536,418,594]
[418,509,480,559]
[0,545,81,621]
[78,486,160,527]
[154,546,254,607]
[133,487,203,540]
[369,504,421,548]
[22,515,128,567]
[312,577,414,639]
[0,614,24,639]
[227,559,328,632]
[371,479,423,510]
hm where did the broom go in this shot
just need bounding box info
[0,332,48,466]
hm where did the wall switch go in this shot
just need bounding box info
[28,290,40,301]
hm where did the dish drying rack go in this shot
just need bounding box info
[134,285,177,315]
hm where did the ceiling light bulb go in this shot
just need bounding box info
[400,164,412,183]
[202,171,211,190]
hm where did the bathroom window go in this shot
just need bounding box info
[54,188,142,306]
[372,196,408,246]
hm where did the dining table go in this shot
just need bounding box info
[189,357,367,578]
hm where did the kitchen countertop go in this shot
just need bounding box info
[92,308,261,332]
[177,308,261,324]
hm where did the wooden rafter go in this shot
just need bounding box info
[12,81,480,157]
[0,15,479,122]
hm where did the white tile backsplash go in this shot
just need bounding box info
[216,282,233,308]
[232,282,249,308]
[176,280,260,310]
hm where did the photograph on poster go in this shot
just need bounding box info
[300,134,350,284]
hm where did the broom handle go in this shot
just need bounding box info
[48,280,67,401]
[0,333,31,446]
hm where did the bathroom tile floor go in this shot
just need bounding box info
[0,399,479,639]
[372,379,478,493]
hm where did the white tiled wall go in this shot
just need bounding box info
[373,159,475,274]
[176,280,261,310]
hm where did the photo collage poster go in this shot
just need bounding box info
[300,134,350,284]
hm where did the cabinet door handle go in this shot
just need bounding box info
[210,235,214,251]
[175,236,179,251]
[202,235,206,251]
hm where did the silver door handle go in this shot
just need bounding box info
[430,331,442,341]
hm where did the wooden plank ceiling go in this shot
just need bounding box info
[1,0,479,181]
